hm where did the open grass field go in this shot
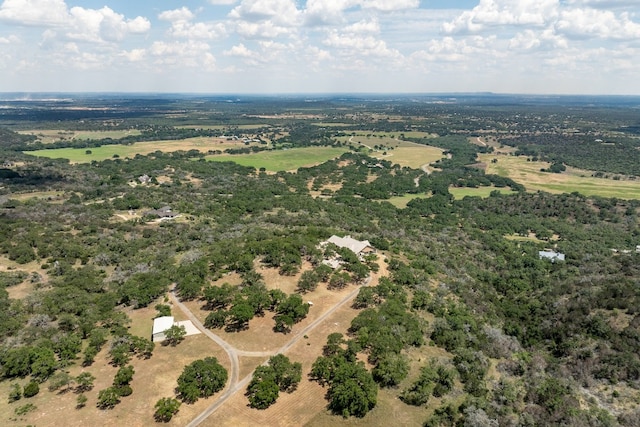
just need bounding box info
[18,129,141,143]
[385,194,425,208]
[24,137,256,163]
[480,153,640,199]
[341,134,444,169]
[175,124,269,130]
[3,190,67,203]
[449,186,517,200]
[206,147,349,171]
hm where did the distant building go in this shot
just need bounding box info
[145,205,177,219]
[539,250,565,262]
[326,235,375,256]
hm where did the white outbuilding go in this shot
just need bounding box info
[152,316,175,342]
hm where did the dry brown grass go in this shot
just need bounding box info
[0,331,230,427]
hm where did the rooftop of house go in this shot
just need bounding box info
[326,235,373,255]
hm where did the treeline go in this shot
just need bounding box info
[504,134,640,176]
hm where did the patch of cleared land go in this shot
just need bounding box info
[2,190,67,203]
[449,186,517,200]
[18,129,141,143]
[206,147,349,172]
[385,194,425,208]
[480,153,640,199]
[24,137,259,163]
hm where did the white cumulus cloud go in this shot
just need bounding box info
[556,8,640,39]
[443,0,560,34]
[158,7,195,23]
[0,0,69,26]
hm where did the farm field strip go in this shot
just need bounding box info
[23,137,259,163]
[480,153,640,199]
[17,129,141,143]
[206,146,349,171]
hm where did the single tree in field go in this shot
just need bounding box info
[162,325,187,346]
[154,397,181,422]
[176,357,228,404]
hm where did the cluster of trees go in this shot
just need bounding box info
[246,354,301,409]
[508,134,640,176]
[175,357,227,404]
[203,280,310,334]
[97,365,135,409]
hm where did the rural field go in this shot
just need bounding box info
[17,129,141,143]
[24,137,258,163]
[206,146,349,171]
[479,153,640,199]
[341,134,444,169]
[449,186,517,200]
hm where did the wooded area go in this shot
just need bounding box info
[1,94,639,426]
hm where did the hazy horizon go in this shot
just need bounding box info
[1,0,639,95]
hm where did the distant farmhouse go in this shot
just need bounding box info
[326,235,375,256]
[145,205,178,219]
[539,250,565,262]
[319,235,375,269]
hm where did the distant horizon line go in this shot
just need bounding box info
[1,91,640,98]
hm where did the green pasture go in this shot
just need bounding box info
[385,194,425,209]
[481,154,640,199]
[24,137,245,163]
[449,186,516,200]
[206,147,349,171]
[175,124,268,130]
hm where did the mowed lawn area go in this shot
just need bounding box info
[480,153,640,199]
[24,137,254,163]
[206,147,349,171]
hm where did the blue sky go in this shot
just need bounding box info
[0,0,639,94]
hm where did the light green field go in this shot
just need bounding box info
[481,154,640,199]
[385,194,425,208]
[175,124,268,130]
[18,129,141,143]
[449,186,516,200]
[24,137,251,163]
[206,147,349,171]
[340,134,444,169]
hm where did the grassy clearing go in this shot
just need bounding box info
[18,129,141,143]
[4,190,66,203]
[504,233,546,243]
[206,147,349,171]
[385,194,425,208]
[449,186,516,200]
[175,124,268,130]
[481,154,640,199]
[24,137,255,163]
[341,134,444,169]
